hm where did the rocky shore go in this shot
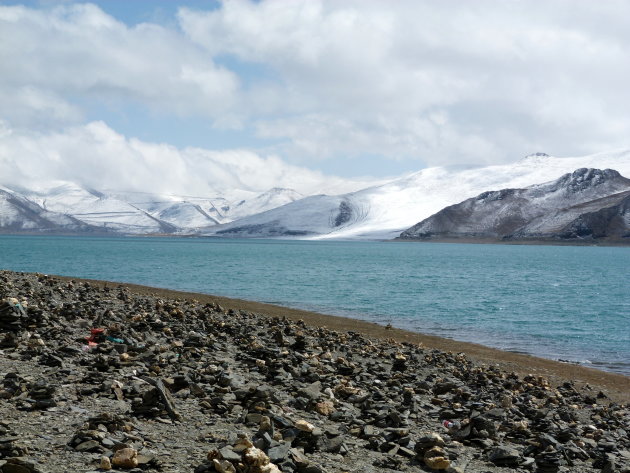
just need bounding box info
[0,270,628,473]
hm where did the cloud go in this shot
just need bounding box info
[1,0,629,176]
[178,0,630,165]
[0,86,84,129]
[0,3,239,127]
[0,121,374,195]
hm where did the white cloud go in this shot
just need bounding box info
[1,0,629,178]
[0,121,374,195]
[0,3,239,127]
[0,86,83,128]
[179,0,630,165]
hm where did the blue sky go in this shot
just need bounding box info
[1,0,629,194]
[14,0,222,26]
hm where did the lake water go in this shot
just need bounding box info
[1,235,628,374]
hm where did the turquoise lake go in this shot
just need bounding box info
[1,235,628,374]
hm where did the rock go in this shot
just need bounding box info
[300,381,322,400]
[1,464,31,473]
[415,432,445,454]
[0,271,624,473]
[267,444,290,463]
[25,380,56,409]
[99,456,112,470]
[487,445,521,466]
[424,446,451,470]
[445,467,464,473]
[0,457,41,473]
[0,300,28,331]
[288,448,310,468]
[213,459,236,473]
[243,447,269,466]
[260,463,282,473]
[75,440,100,452]
[295,420,315,433]
[246,413,263,425]
[314,401,335,416]
[535,450,566,472]
[112,448,138,469]
[218,446,242,462]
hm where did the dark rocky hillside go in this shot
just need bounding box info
[399,169,630,243]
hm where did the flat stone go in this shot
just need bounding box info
[101,438,115,448]
[1,465,31,473]
[219,446,242,462]
[488,445,521,466]
[75,440,101,452]
[300,381,322,400]
[267,444,290,463]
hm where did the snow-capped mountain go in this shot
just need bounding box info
[0,183,303,234]
[20,183,178,234]
[0,185,99,233]
[399,168,630,242]
[212,195,362,237]
[3,150,630,239]
[204,150,630,239]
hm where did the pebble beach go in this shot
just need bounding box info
[0,270,628,473]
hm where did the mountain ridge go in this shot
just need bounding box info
[201,151,630,239]
[2,150,630,240]
[0,183,303,235]
[399,168,630,243]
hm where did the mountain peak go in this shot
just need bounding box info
[525,152,550,158]
[556,168,623,193]
[264,187,302,197]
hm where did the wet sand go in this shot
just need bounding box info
[53,274,630,403]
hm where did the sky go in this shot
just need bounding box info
[1,0,629,196]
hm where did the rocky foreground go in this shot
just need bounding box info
[0,271,628,473]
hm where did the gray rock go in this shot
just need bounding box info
[267,444,290,463]
[488,445,521,466]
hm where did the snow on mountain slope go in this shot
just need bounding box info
[400,168,630,240]
[0,187,97,233]
[19,183,177,234]
[209,195,368,237]
[106,191,224,229]
[227,188,304,220]
[0,181,306,234]
[107,187,303,229]
[3,150,630,238]
[205,150,630,239]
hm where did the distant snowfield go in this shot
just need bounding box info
[205,150,630,239]
[2,150,630,238]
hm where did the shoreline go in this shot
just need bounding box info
[394,236,630,247]
[2,269,629,473]
[54,273,630,403]
[4,232,630,247]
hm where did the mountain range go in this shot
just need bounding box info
[202,150,630,240]
[2,150,630,241]
[0,183,302,234]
